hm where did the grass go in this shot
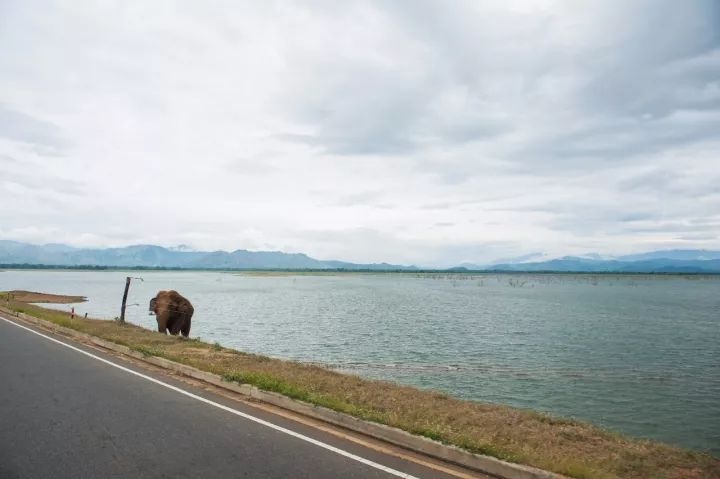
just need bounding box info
[2,292,718,479]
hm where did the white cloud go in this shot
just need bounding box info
[0,0,718,266]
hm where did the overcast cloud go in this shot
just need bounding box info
[1,0,719,266]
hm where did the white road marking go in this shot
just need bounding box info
[0,315,420,479]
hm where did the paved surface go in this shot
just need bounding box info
[0,314,480,479]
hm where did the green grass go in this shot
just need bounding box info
[222,371,310,400]
[131,345,164,358]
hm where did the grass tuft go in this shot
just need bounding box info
[132,345,163,358]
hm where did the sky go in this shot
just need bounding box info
[1,0,719,266]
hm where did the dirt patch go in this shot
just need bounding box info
[4,290,87,304]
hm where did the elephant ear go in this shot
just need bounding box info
[149,296,158,313]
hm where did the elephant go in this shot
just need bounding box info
[149,290,194,337]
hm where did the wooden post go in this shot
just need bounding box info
[120,276,131,323]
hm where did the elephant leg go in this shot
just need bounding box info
[156,312,169,334]
[168,317,182,336]
[180,319,191,338]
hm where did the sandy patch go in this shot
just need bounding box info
[5,290,87,304]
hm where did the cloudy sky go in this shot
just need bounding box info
[1,0,719,266]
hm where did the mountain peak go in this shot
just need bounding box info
[169,244,195,252]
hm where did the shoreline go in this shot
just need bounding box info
[2,265,720,276]
[2,290,718,479]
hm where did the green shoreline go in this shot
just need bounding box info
[2,291,718,479]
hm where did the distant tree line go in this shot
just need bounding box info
[0,263,717,275]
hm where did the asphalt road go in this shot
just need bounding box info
[0,314,479,479]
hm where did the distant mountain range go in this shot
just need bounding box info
[1,240,719,272]
[481,249,720,273]
[0,240,414,270]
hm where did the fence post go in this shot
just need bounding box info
[120,277,131,323]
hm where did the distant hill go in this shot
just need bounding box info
[488,251,720,273]
[0,240,415,270]
[616,249,720,262]
[2,241,719,272]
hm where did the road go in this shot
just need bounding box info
[0,313,483,479]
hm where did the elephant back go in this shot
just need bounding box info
[154,290,194,318]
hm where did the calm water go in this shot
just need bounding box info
[1,270,718,454]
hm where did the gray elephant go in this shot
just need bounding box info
[149,290,194,337]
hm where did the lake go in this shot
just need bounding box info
[1,270,718,454]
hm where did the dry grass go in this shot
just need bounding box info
[3,293,718,479]
[5,290,86,304]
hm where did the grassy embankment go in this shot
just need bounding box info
[2,290,718,479]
